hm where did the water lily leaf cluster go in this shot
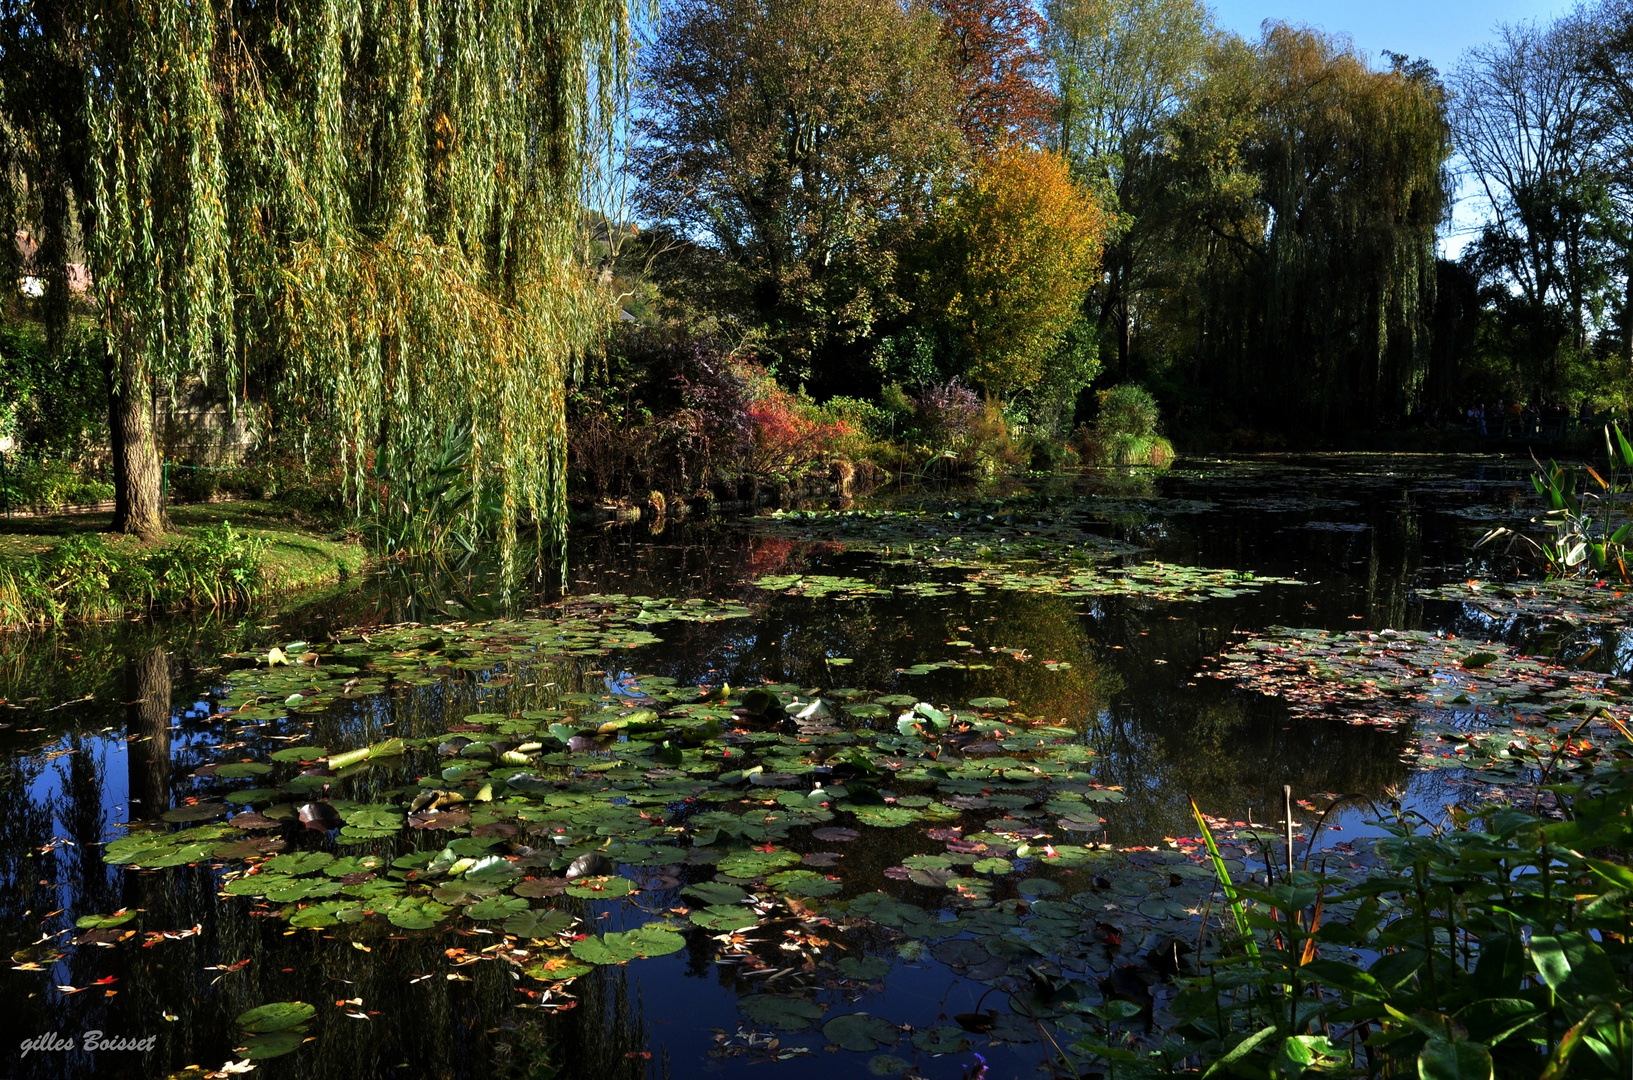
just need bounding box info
[1420,579,1633,628]
[1204,626,1630,731]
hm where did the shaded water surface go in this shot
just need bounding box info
[0,456,1603,1080]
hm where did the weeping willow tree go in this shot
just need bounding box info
[0,0,629,550]
[1135,25,1452,430]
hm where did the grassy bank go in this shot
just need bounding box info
[0,502,366,629]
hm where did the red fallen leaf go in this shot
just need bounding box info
[755,842,776,853]
[92,976,118,986]
[625,1051,653,1060]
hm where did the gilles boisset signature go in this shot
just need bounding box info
[19,1031,157,1057]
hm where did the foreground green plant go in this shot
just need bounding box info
[1480,423,1633,580]
[0,524,268,628]
[1083,384,1175,468]
[1085,762,1633,1080]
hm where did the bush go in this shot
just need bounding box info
[1,458,114,510]
[0,524,269,628]
[1082,383,1176,467]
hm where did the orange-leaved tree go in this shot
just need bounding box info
[934,148,1110,395]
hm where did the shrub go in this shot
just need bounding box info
[1083,383,1176,467]
[0,524,268,628]
[737,362,856,482]
[2,458,114,510]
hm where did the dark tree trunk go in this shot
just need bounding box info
[124,646,171,818]
[106,341,164,540]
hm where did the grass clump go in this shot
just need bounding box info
[1080,383,1175,467]
[0,502,366,629]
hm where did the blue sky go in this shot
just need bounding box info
[1209,0,1570,74]
[1210,0,1575,253]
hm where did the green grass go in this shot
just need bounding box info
[0,501,366,629]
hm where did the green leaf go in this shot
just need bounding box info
[241,1030,308,1059]
[1531,934,1619,1000]
[823,1013,899,1053]
[262,852,335,876]
[467,896,530,921]
[385,896,451,930]
[1418,1037,1493,1080]
[214,762,273,778]
[740,995,827,1031]
[503,908,575,939]
[236,1001,316,1033]
[74,910,136,930]
[564,875,635,898]
[689,905,760,932]
[682,881,751,906]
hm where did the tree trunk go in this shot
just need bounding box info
[124,646,172,818]
[107,343,165,540]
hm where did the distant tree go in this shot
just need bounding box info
[1045,0,1211,375]
[1453,14,1619,398]
[930,148,1109,395]
[0,0,627,546]
[1152,26,1451,428]
[928,0,1055,150]
[633,0,961,389]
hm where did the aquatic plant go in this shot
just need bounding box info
[1082,384,1176,468]
[1478,424,1633,582]
[0,525,269,628]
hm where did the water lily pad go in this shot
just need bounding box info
[740,994,827,1031]
[241,1030,308,1059]
[682,881,750,906]
[263,852,335,876]
[467,896,531,921]
[869,1055,913,1076]
[503,908,575,939]
[689,905,759,931]
[565,875,635,898]
[74,910,137,930]
[766,869,842,897]
[385,896,451,930]
[718,847,800,877]
[571,926,685,964]
[236,1001,316,1033]
[214,762,274,778]
[837,956,891,980]
[823,1013,899,1053]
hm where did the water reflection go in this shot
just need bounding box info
[0,456,1606,1079]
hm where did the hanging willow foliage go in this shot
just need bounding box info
[0,0,631,553]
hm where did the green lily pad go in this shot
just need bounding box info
[571,926,685,964]
[74,910,136,930]
[236,1001,316,1033]
[681,881,750,906]
[214,762,274,778]
[504,908,576,939]
[263,852,335,876]
[689,905,760,932]
[837,956,891,980]
[740,994,827,1032]
[565,875,635,898]
[467,896,531,921]
[241,1030,308,1059]
[385,896,452,930]
[823,1013,900,1053]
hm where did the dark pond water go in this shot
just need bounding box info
[0,455,1616,1080]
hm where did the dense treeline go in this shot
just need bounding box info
[3,0,1633,539]
[617,0,1633,445]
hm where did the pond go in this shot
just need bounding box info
[2,455,1624,1080]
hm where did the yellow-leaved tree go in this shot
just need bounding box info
[935,148,1109,395]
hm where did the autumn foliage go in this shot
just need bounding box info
[934,148,1110,394]
[929,0,1056,149]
